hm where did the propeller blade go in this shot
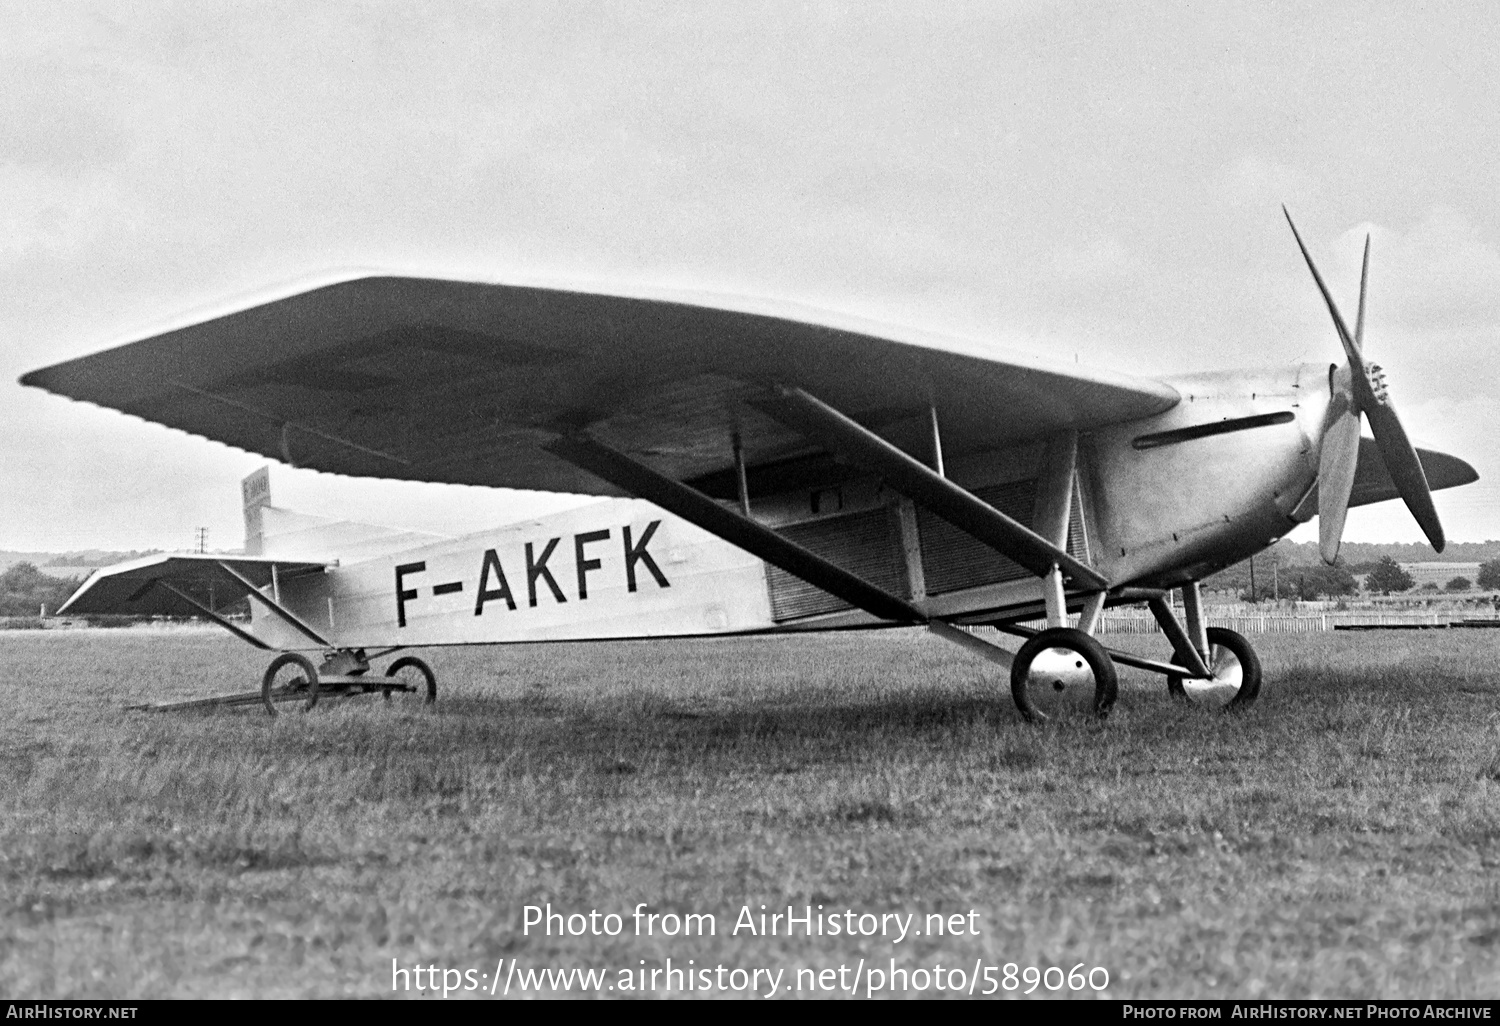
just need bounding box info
[1354,234,1370,349]
[1343,232,1444,550]
[1364,398,1446,551]
[1283,207,1364,373]
[1283,211,1447,553]
[1318,383,1361,565]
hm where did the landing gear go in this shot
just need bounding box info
[123,651,441,716]
[1009,626,1118,723]
[937,582,1263,727]
[258,652,437,715]
[384,656,437,705]
[1146,584,1262,712]
[261,652,320,716]
[1167,627,1261,710]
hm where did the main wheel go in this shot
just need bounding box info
[261,652,320,716]
[384,656,437,706]
[1166,627,1261,710]
[1010,627,1118,723]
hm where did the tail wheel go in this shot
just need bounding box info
[1167,627,1262,710]
[1009,626,1118,723]
[385,656,437,706]
[261,652,320,717]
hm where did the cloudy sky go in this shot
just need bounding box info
[4,2,1498,553]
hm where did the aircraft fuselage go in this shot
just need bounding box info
[1086,362,1325,587]
[248,363,1330,649]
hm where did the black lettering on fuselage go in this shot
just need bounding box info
[623,520,669,592]
[526,538,567,607]
[395,561,426,627]
[464,521,673,619]
[474,548,516,614]
[574,529,610,600]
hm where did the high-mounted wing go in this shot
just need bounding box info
[59,553,327,617]
[22,277,1179,493]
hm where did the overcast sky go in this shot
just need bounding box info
[4,2,1498,553]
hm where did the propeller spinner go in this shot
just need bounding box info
[1283,208,1445,564]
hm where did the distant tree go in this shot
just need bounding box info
[0,563,81,617]
[1366,556,1415,595]
[1420,582,1440,593]
[1290,563,1357,600]
[1478,558,1500,591]
[1446,576,1472,592]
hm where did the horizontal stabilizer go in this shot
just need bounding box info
[1349,439,1476,509]
[57,553,327,617]
[1297,440,1477,521]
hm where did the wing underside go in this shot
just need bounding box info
[23,277,1179,494]
[58,554,328,617]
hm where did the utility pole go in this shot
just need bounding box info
[195,527,208,554]
[1249,555,1257,603]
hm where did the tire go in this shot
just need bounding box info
[1009,626,1118,723]
[261,652,320,717]
[1166,627,1261,710]
[385,656,437,706]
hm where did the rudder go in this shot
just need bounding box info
[242,467,272,555]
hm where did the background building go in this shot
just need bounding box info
[1399,562,1481,588]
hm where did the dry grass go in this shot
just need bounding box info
[2,624,1499,998]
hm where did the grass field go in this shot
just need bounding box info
[2,625,1499,999]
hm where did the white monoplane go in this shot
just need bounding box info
[23,213,1477,719]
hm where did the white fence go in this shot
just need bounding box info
[1091,611,1497,634]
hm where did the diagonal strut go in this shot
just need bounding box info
[545,433,927,625]
[216,561,332,647]
[753,386,1108,590]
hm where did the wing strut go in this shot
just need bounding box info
[215,561,332,647]
[753,386,1109,589]
[545,434,927,625]
[151,580,273,651]
[1146,596,1213,679]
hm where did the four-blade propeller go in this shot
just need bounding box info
[1283,207,1445,564]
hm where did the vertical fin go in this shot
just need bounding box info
[241,467,272,556]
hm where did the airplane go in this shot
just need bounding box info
[20,211,1479,721]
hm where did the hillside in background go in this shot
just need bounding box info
[0,551,55,572]
[42,549,161,567]
[1,550,166,583]
[1265,540,1500,565]
[1204,539,1500,598]
[1,549,162,571]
